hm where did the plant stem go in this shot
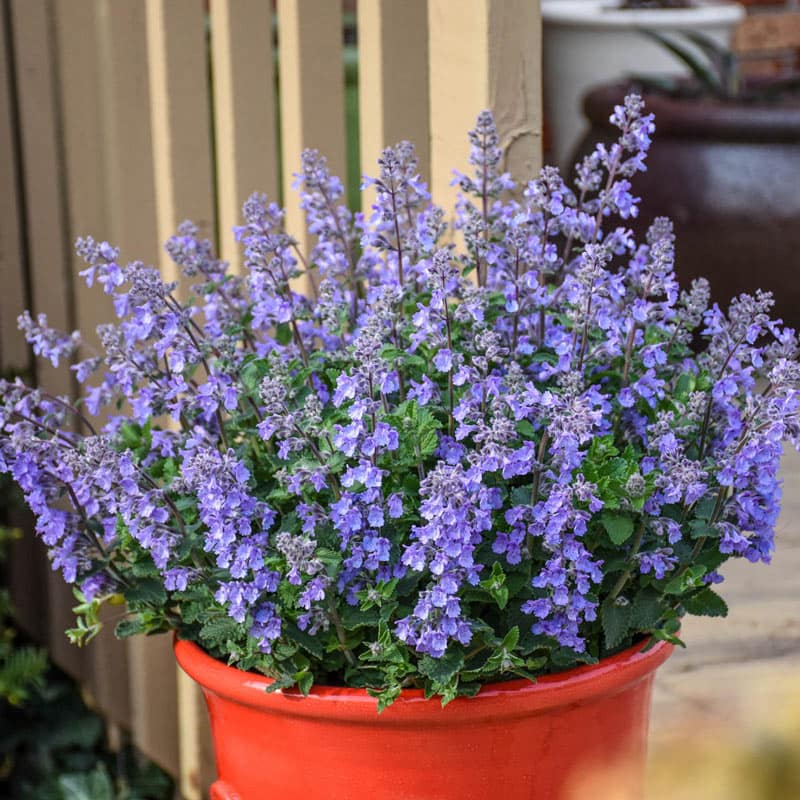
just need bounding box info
[698,333,745,460]
[441,275,455,437]
[526,433,550,565]
[621,324,638,388]
[389,178,405,288]
[316,181,360,326]
[605,519,646,604]
[327,591,356,666]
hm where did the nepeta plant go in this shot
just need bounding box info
[2,95,798,708]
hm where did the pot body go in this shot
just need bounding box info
[542,0,745,166]
[174,637,673,800]
[575,84,800,329]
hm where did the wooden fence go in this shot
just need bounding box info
[0,1,542,796]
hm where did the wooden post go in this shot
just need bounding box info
[96,0,159,267]
[145,0,216,282]
[277,0,347,256]
[428,0,543,216]
[0,0,46,645]
[211,0,279,272]
[0,1,28,378]
[357,0,430,214]
[145,2,217,791]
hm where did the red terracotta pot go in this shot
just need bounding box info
[174,636,673,800]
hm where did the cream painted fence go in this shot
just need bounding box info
[0,1,542,796]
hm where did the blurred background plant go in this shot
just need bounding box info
[0,491,47,706]
[0,662,173,800]
[621,0,694,9]
[0,533,174,799]
[637,29,800,100]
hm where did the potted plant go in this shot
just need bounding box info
[543,0,745,166]
[2,96,799,800]
[574,32,800,330]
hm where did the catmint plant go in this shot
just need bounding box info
[2,95,799,709]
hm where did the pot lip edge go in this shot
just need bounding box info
[174,634,674,720]
[542,0,745,28]
[582,81,800,137]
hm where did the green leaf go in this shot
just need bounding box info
[683,588,728,618]
[681,30,739,96]
[115,616,148,639]
[601,512,635,545]
[125,578,167,607]
[295,670,314,696]
[694,495,717,521]
[664,565,707,595]
[651,628,686,648]
[275,322,292,346]
[674,371,696,400]
[602,601,633,650]
[689,519,718,539]
[515,419,537,439]
[175,495,197,513]
[499,626,520,652]
[368,681,402,713]
[480,562,509,610]
[284,621,325,658]
[58,766,115,800]
[639,29,723,97]
[418,648,465,685]
[340,604,381,631]
[199,615,242,649]
[510,486,532,507]
[587,435,619,461]
[119,422,145,450]
[265,674,296,694]
[418,428,439,457]
[630,589,664,631]
[240,358,268,392]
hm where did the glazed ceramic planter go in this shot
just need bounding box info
[574,83,800,329]
[174,636,673,800]
[542,0,745,166]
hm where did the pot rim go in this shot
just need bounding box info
[584,82,800,141]
[174,635,673,725]
[542,0,744,29]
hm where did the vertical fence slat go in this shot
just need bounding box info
[487,0,542,182]
[146,0,216,279]
[0,2,27,379]
[96,0,159,267]
[96,0,178,771]
[277,0,347,254]
[428,0,542,214]
[176,656,217,800]
[211,0,278,271]
[51,0,133,730]
[123,635,180,775]
[7,0,73,408]
[357,0,430,211]
[145,1,216,791]
[0,0,46,645]
[8,0,87,681]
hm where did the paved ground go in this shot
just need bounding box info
[646,446,800,794]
